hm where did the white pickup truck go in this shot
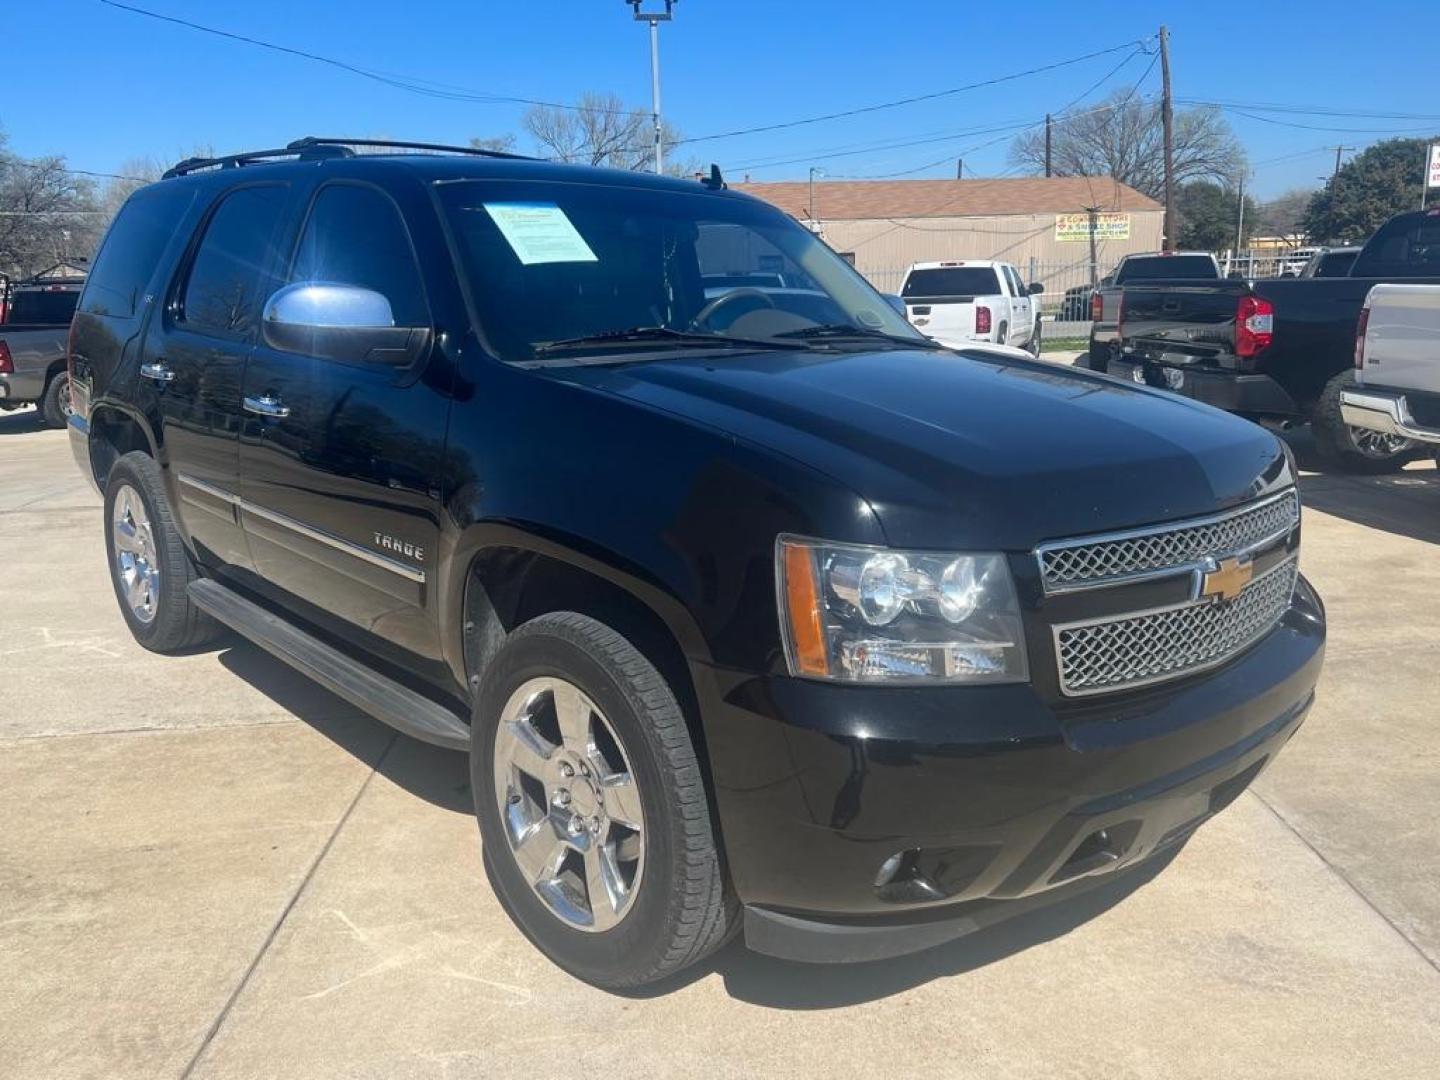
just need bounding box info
[1342,283,1440,461]
[899,260,1042,354]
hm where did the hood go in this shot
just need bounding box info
[557,348,1291,551]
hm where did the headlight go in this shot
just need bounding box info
[776,536,1029,684]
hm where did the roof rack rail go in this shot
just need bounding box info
[162,136,537,180]
[162,143,353,179]
[286,136,536,161]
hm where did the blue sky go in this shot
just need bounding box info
[6,0,1439,199]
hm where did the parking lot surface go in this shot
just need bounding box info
[3,405,1438,1079]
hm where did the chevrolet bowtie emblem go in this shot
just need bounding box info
[1199,556,1253,603]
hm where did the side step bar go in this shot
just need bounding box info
[188,578,471,751]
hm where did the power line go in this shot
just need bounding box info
[675,37,1156,146]
[1177,98,1440,122]
[3,157,146,182]
[96,0,588,112]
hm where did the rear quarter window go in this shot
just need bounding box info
[81,184,198,318]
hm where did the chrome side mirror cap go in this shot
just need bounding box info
[261,282,429,366]
[262,281,395,329]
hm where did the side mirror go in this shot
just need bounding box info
[1027,282,1045,295]
[261,282,430,366]
[882,294,907,316]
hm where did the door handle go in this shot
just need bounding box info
[243,394,291,418]
[139,361,175,384]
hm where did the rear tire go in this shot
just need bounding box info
[40,371,73,429]
[1311,369,1415,474]
[472,612,736,989]
[996,322,1008,346]
[103,452,222,652]
[1027,318,1042,357]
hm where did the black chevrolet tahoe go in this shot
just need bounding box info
[67,138,1325,989]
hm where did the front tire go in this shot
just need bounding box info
[1312,369,1415,474]
[103,452,221,652]
[472,612,735,989]
[1027,318,1042,357]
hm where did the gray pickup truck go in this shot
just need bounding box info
[0,277,82,426]
[1342,283,1440,463]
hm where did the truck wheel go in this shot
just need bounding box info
[103,451,222,652]
[40,372,73,429]
[1027,319,1042,357]
[1312,370,1416,474]
[996,322,1008,346]
[472,611,736,988]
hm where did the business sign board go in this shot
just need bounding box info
[1427,143,1440,189]
[1056,212,1131,242]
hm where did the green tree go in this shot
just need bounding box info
[1176,180,1255,251]
[1302,137,1440,243]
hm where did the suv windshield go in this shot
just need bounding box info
[1115,256,1217,283]
[900,267,1000,300]
[437,180,921,362]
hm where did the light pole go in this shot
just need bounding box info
[809,167,824,224]
[627,1,676,175]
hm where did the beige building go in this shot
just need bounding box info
[734,176,1164,293]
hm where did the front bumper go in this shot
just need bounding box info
[697,575,1324,963]
[1341,387,1440,446]
[1107,357,1299,417]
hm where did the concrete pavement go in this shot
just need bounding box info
[2,405,1438,1079]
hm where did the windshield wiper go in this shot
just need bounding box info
[774,324,950,350]
[534,326,809,356]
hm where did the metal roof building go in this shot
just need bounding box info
[734,175,1165,293]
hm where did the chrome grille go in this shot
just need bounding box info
[1054,558,1298,696]
[1038,491,1299,593]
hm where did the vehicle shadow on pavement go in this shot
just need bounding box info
[0,408,45,435]
[648,848,1181,1008]
[216,640,474,815]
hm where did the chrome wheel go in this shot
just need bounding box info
[112,483,160,624]
[57,375,74,418]
[493,677,645,932]
[1347,424,1412,459]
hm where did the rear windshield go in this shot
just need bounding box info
[1115,256,1217,283]
[900,267,1001,299]
[1352,214,1440,278]
[6,288,79,325]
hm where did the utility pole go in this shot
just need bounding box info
[956,158,963,179]
[1159,25,1176,252]
[1045,114,1053,178]
[627,1,676,175]
[1330,144,1354,178]
[1085,205,1100,288]
[1234,177,1246,259]
[809,166,823,223]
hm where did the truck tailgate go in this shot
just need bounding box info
[1118,280,1252,366]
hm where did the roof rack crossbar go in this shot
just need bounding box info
[286,136,537,161]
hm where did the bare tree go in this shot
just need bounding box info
[1009,89,1247,200]
[518,92,693,174]
[0,132,105,278]
[469,134,519,155]
[1254,188,1315,244]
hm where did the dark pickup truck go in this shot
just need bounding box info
[69,137,1324,988]
[1102,209,1440,472]
[0,277,83,426]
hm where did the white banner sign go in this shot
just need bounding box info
[1427,144,1440,190]
[1055,212,1131,242]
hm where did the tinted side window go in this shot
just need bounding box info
[81,184,197,318]
[289,185,427,326]
[180,185,288,336]
[1353,216,1440,278]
